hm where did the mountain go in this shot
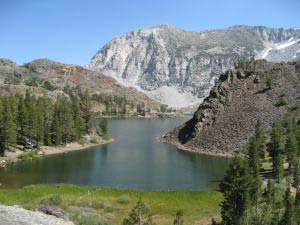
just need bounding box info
[161,59,300,155]
[87,24,300,108]
[0,58,160,115]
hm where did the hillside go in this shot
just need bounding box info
[161,60,300,155]
[0,58,160,115]
[88,25,300,108]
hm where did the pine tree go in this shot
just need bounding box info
[254,120,266,159]
[25,94,38,142]
[16,97,27,145]
[270,121,285,183]
[35,98,45,145]
[295,190,300,224]
[100,118,110,140]
[261,180,277,224]
[293,158,300,190]
[39,96,53,146]
[1,97,17,149]
[51,98,63,145]
[220,155,250,225]
[173,210,184,225]
[71,95,85,140]
[122,199,153,225]
[247,121,265,222]
[286,119,297,173]
[280,184,294,225]
[81,90,92,134]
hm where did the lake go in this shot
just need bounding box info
[0,118,230,190]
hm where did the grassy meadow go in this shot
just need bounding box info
[0,184,222,225]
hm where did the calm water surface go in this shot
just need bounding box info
[0,118,230,190]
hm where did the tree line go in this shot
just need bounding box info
[0,90,101,156]
[218,119,300,225]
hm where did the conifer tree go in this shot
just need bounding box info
[51,98,63,145]
[41,96,53,146]
[220,155,250,225]
[247,121,265,221]
[81,90,92,133]
[270,121,285,182]
[295,190,300,224]
[71,95,85,139]
[59,97,74,144]
[286,119,297,173]
[100,118,110,140]
[280,184,294,225]
[1,97,17,149]
[25,94,38,142]
[16,97,27,145]
[35,98,45,144]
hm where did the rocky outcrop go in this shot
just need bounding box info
[162,60,300,155]
[0,204,74,225]
[88,25,300,108]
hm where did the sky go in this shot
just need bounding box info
[1,0,300,65]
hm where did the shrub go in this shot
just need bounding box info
[69,206,112,225]
[116,195,130,204]
[90,136,99,144]
[17,150,38,160]
[43,81,56,91]
[266,77,272,89]
[39,194,63,206]
[275,97,288,107]
[99,201,112,209]
[72,200,103,209]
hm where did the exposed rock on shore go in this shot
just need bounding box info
[0,204,74,225]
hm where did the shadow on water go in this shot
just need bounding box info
[0,118,231,190]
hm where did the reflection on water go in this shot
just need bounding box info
[0,118,231,190]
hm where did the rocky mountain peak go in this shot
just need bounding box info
[88,25,300,108]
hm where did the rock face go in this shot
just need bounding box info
[88,25,300,108]
[0,204,74,225]
[162,60,300,155]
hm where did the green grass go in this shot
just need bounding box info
[0,184,222,225]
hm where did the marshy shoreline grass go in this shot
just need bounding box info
[0,184,222,224]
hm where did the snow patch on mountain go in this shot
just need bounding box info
[276,38,300,50]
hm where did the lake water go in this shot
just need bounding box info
[0,118,230,190]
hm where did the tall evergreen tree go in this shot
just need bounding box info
[16,97,27,145]
[246,121,265,222]
[81,90,92,134]
[1,97,17,149]
[295,190,300,224]
[286,119,297,173]
[71,95,85,139]
[41,96,53,146]
[100,118,110,140]
[270,121,285,183]
[280,184,294,225]
[220,155,250,225]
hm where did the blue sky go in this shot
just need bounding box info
[1,0,299,65]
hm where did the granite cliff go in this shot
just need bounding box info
[88,25,300,108]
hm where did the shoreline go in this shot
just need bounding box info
[0,138,114,166]
[158,137,233,158]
